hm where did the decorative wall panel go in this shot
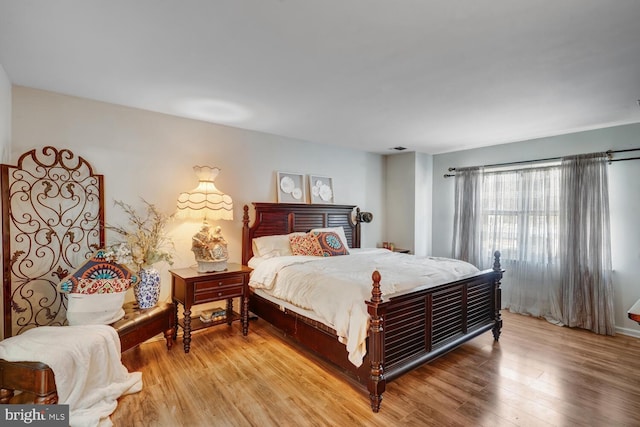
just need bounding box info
[1,146,104,337]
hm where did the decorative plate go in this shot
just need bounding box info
[280,176,295,193]
[319,184,333,201]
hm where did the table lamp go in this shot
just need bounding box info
[176,166,233,272]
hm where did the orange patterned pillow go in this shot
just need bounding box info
[311,231,350,256]
[289,233,323,256]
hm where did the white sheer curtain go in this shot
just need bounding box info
[482,166,561,318]
[452,153,615,335]
[554,153,614,335]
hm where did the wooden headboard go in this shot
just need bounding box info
[242,203,361,265]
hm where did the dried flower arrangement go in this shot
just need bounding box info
[105,199,175,270]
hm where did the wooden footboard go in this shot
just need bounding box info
[366,251,503,412]
[248,252,503,412]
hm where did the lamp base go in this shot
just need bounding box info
[196,259,228,273]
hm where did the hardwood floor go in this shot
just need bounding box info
[113,312,640,426]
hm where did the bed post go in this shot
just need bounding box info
[242,205,251,266]
[354,207,362,248]
[366,270,385,413]
[492,250,503,341]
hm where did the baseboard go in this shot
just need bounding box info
[616,325,640,338]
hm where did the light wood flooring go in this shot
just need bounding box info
[113,311,640,426]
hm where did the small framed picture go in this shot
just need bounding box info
[276,171,306,203]
[309,175,334,204]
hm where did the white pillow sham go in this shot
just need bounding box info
[253,232,305,258]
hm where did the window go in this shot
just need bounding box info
[481,166,560,265]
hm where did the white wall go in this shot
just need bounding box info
[385,151,433,255]
[415,152,432,256]
[432,123,640,336]
[0,64,11,337]
[10,86,385,305]
[0,64,10,162]
[385,153,415,252]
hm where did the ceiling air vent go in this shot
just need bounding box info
[392,146,407,151]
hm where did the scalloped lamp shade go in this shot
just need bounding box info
[177,166,233,272]
[176,166,233,221]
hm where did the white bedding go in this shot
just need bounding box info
[249,248,479,366]
[0,325,142,427]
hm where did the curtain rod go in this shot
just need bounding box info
[444,147,640,178]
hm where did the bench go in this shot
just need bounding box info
[0,301,175,404]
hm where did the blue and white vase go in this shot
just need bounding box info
[134,267,161,309]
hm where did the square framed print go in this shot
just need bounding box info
[309,175,334,204]
[276,171,306,203]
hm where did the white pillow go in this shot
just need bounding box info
[253,232,305,258]
[310,227,350,248]
[66,292,126,326]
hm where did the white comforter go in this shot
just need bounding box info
[249,248,479,366]
[0,325,142,427]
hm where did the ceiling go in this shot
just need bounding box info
[1,1,639,155]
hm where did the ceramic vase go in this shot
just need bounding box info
[134,267,161,309]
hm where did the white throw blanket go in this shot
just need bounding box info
[249,248,480,366]
[0,325,142,427]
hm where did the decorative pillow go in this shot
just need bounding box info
[66,293,127,326]
[311,231,350,257]
[310,227,350,249]
[57,249,137,294]
[57,249,137,325]
[289,233,323,256]
[73,278,132,294]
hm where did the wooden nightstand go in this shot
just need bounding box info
[170,263,251,353]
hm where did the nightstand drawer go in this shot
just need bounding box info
[194,276,244,291]
[193,284,243,304]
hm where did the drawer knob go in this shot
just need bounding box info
[218,281,223,286]
[218,292,223,296]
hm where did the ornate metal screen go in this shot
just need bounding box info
[1,146,104,338]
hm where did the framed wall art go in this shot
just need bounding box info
[276,171,306,203]
[309,175,334,204]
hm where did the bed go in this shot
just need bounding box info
[241,202,503,412]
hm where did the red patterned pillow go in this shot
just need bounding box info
[57,249,136,294]
[289,233,323,256]
[311,231,350,257]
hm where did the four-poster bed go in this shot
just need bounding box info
[242,202,503,412]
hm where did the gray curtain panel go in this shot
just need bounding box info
[452,167,485,268]
[555,152,615,335]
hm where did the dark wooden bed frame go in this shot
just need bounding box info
[242,202,503,412]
